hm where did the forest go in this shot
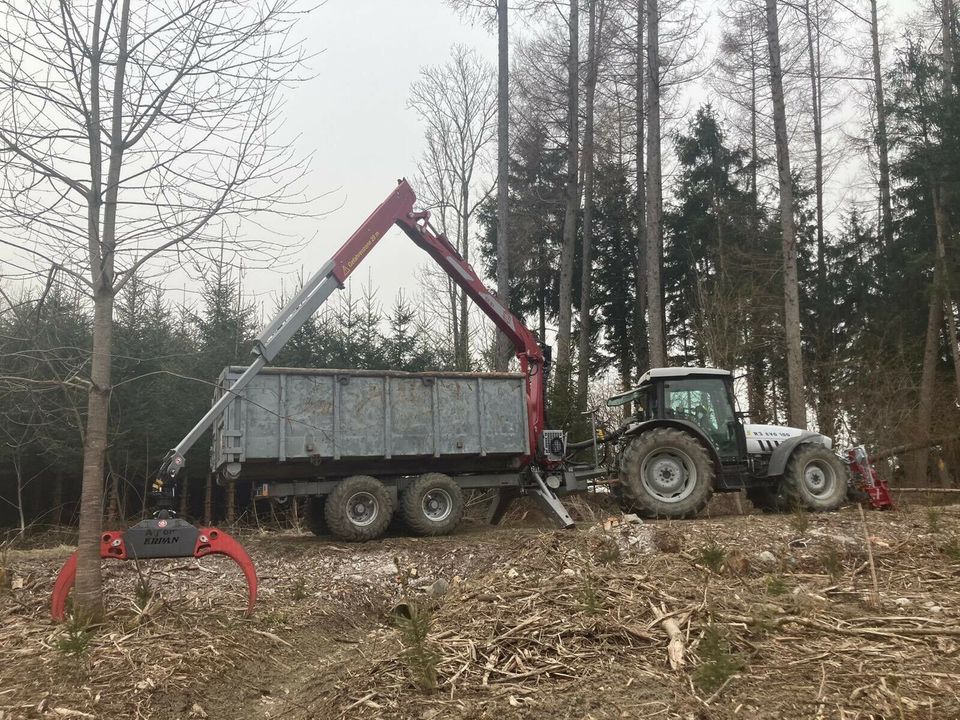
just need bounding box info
[0,0,959,533]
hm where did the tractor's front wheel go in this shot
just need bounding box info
[781,445,848,512]
[618,428,714,518]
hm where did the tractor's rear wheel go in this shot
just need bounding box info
[618,428,714,518]
[400,473,464,536]
[324,475,393,542]
[781,445,848,512]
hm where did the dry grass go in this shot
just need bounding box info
[1,507,959,719]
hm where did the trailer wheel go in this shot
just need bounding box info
[618,428,714,518]
[781,445,848,512]
[400,473,464,536]
[305,497,326,536]
[324,475,393,542]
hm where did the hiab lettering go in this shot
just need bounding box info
[144,536,181,545]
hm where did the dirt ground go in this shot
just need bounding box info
[2,499,959,720]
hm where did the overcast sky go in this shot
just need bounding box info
[236,0,496,320]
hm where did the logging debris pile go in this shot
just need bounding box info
[0,504,958,719]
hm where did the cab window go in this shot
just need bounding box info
[663,377,737,456]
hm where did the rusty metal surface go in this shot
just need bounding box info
[211,367,529,476]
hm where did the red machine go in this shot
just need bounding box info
[52,180,560,620]
[846,446,894,510]
[52,516,257,619]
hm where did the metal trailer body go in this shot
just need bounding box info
[212,366,533,486]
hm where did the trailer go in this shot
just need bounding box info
[211,365,588,539]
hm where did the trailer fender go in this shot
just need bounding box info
[765,432,829,478]
[622,419,723,478]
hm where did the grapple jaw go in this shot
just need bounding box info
[51,515,257,620]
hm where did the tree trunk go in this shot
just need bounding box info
[73,0,131,622]
[805,0,832,435]
[869,0,893,248]
[912,295,943,485]
[459,186,471,370]
[495,0,512,370]
[765,0,806,429]
[52,470,63,526]
[944,0,954,96]
[226,480,236,524]
[577,0,599,406]
[805,0,824,282]
[556,0,580,408]
[632,0,648,379]
[74,290,114,620]
[932,186,960,401]
[645,0,665,367]
[204,472,213,525]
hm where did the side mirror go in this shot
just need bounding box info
[735,409,756,420]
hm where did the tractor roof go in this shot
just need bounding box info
[606,367,731,408]
[637,367,731,385]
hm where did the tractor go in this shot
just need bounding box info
[604,367,848,518]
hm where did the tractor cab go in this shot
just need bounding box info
[608,367,745,461]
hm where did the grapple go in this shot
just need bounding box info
[51,513,257,620]
[846,446,894,510]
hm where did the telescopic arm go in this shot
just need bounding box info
[156,180,544,491]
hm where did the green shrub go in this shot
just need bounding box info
[693,624,745,693]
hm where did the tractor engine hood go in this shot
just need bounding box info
[744,423,833,454]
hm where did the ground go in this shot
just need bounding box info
[1,501,959,720]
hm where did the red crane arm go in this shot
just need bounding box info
[327,179,546,456]
[159,179,546,486]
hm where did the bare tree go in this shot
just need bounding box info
[410,45,497,370]
[445,0,513,370]
[556,0,581,403]
[577,0,607,404]
[0,0,311,619]
[497,0,512,370]
[765,0,806,429]
[633,0,648,382]
[869,0,894,248]
[645,0,666,367]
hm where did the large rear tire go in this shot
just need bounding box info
[618,428,714,518]
[400,473,464,536]
[781,445,848,512]
[324,475,393,542]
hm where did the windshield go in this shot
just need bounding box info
[663,377,737,456]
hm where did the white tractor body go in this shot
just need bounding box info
[743,423,833,455]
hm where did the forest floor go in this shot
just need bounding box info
[1,498,960,720]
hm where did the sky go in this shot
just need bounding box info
[239,0,497,320]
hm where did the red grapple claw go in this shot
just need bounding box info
[194,527,258,615]
[51,522,257,620]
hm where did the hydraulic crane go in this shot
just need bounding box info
[53,180,569,619]
[155,179,549,488]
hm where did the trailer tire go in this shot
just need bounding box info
[781,445,848,512]
[400,473,464,536]
[324,475,393,542]
[618,428,714,518]
[306,497,326,536]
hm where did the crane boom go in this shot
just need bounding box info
[156,179,546,489]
